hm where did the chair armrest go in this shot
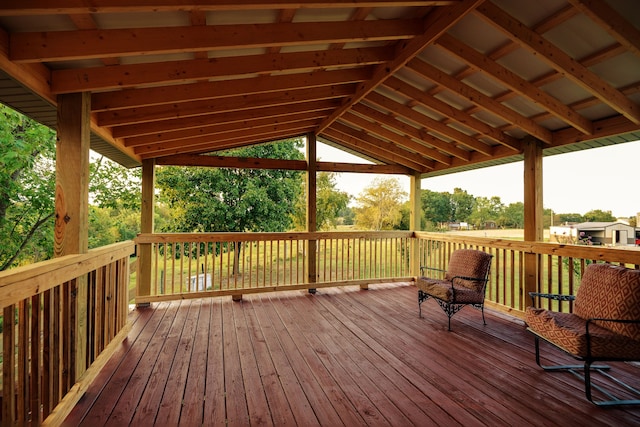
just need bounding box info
[528,292,575,307]
[419,266,446,276]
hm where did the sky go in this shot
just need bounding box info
[314,139,640,218]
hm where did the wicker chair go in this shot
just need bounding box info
[526,263,640,406]
[416,249,493,331]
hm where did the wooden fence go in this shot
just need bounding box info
[135,231,414,303]
[0,241,135,426]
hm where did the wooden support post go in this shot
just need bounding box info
[137,159,155,307]
[523,137,544,307]
[410,172,422,277]
[55,92,90,380]
[307,133,318,293]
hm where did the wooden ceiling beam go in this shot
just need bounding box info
[91,68,372,111]
[97,84,356,127]
[382,76,520,151]
[125,110,329,147]
[322,126,431,172]
[155,153,412,175]
[365,91,482,159]
[136,120,317,157]
[342,109,452,165]
[0,1,459,16]
[316,0,484,134]
[11,19,423,62]
[51,46,393,93]
[111,99,340,138]
[352,102,454,164]
[477,2,640,125]
[567,0,640,58]
[436,34,594,135]
[407,57,554,143]
[330,122,435,171]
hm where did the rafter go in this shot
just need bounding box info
[51,47,393,93]
[97,84,355,127]
[477,2,640,125]
[11,19,423,62]
[137,120,318,158]
[351,103,453,165]
[322,127,430,172]
[566,0,640,58]
[330,121,435,171]
[0,1,460,16]
[436,34,593,135]
[111,99,340,139]
[341,110,453,165]
[124,110,327,147]
[315,0,485,134]
[91,68,371,111]
[407,58,554,143]
[382,76,520,150]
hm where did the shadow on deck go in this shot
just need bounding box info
[64,283,640,426]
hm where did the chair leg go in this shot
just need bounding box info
[533,336,640,406]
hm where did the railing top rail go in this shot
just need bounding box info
[0,240,135,309]
[414,232,640,265]
[135,231,414,243]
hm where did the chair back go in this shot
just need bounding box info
[574,263,640,341]
[445,249,493,292]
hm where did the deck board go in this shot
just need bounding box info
[65,283,640,426]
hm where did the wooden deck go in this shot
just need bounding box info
[64,283,640,426]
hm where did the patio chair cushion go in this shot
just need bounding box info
[573,263,640,341]
[525,263,640,359]
[525,307,640,359]
[417,278,484,304]
[444,249,492,293]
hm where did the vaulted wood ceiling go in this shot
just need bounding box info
[0,0,639,176]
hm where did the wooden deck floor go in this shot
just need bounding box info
[64,283,640,426]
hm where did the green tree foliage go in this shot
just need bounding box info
[354,177,407,230]
[468,196,505,229]
[0,105,56,270]
[421,190,452,227]
[499,202,524,228]
[156,140,304,234]
[292,171,350,231]
[450,188,474,222]
[558,213,584,223]
[583,209,616,222]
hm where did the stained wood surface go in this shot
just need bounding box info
[64,283,640,426]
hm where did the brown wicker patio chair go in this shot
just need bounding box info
[526,263,640,406]
[417,249,493,331]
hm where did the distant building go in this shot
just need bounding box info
[551,222,637,246]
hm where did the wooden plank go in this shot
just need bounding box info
[202,298,226,426]
[155,300,203,425]
[63,285,640,427]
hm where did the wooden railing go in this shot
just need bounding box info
[415,232,640,317]
[135,231,414,303]
[0,241,135,426]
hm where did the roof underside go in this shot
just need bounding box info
[0,0,639,176]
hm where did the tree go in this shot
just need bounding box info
[450,188,474,222]
[468,196,504,229]
[292,172,350,231]
[421,189,452,227]
[0,105,56,270]
[156,139,305,273]
[499,202,524,228]
[583,209,616,222]
[354,177,407,230]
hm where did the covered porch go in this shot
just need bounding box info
[64,283,640,426]
[0,0,640,425]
